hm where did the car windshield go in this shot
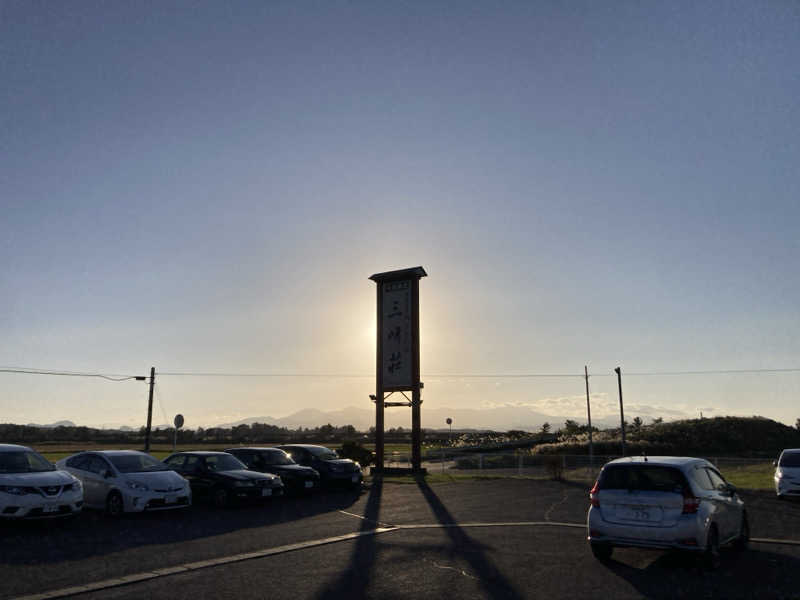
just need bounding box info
[108,454,169,473]
[599,465,688,493]
[308,447,339,460]
[262,450,295,466]
[206,455,246,472]
[0,451,54,473]
[780,453,800,467]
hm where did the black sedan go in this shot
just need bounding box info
[225,447,321,493]
[276,445,363,489]
[163,451,284,508]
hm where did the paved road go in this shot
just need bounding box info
[2,480,799,599]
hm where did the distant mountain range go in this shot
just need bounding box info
[20,406,623,433]
[218,405,620,432]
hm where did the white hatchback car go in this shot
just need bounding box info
[774,449,800,499]
[587,456,748,568]
[56,450,191,516]
[0,444,83,519]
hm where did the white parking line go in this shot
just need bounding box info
[9,522,800,600]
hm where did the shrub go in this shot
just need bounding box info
[338,440,375,467]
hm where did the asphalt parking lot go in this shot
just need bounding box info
[2,479,800,600]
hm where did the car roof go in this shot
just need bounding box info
[604,456,709,469]
[277,444,328,450]
[0,444,32,452]
[226,447,285,452]
[171,451,232,456]
[780,449,800,454]
[92,450,149,457]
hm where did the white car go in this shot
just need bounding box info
[56,450,191,516]
[774,449,800,499]
[587,456,748,569]
[0,444,83,519]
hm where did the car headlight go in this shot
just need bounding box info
[776,470,784,479]
[0,485,28,496]
[234,480,255,487]
[126,480,150,492]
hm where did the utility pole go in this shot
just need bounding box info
[585,366,593,471]
[144,367,155,453]
[615,366,626,456]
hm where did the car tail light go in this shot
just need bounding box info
[589,481,600,507]
[682,487,700,514]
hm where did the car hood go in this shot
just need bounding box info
[124,470,188,488]
[0,470,77,487]
[270,465,317,475]
[222,470,279,482]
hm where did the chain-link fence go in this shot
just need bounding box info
[382,451,774,484]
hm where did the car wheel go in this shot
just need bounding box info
[734,513,749,552]
[106,491,124,517]
[212,487,229,509]
[703,526,721,570]
[590,543,613,561]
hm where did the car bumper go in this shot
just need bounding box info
[123,490,191,512]
[323,472,363,487]
[0,491,84,519]
[587,510,705,551]
[775,478,800,496]
[232,485,284,500]
[284,477,321,492]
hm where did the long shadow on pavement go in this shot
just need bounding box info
[416,476,526,600]
[601,546,800,599]
[316,478,384,600]
[0,489,363,566]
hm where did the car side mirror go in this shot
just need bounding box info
[724,483,737,496]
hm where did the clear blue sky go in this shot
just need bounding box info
[2,1,799,428]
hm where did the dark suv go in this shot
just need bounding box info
[225,447,320,493]
[276,445,363,489]
[164,451,284,508]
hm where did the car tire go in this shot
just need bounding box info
[734,513,749,552]
[703,526,721,570]
[106,491,124,518]
[590,543,613,561]
[212,487,229,509]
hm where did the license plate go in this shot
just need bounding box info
[261,488,272,497]
[42,504,59,513]
[304,481,313,488]
[351,475,359,483]
[619,505,661,521]
[165,495,176,504]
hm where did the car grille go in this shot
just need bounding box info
[153,486,184,493]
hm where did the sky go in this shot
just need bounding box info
[2,1,799,429]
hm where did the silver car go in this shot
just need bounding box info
[56,450,191,516]
[0,444,83,519]
[774,449,800,499]
[587,456,748,568]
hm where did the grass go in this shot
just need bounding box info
[720,462,774,491]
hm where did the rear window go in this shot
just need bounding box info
[779,452,800,468]
[599,465,688,493]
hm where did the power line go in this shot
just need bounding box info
[0,367,142,382]
[3,366,800,380]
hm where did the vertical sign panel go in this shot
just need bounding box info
[381,279,413,389]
